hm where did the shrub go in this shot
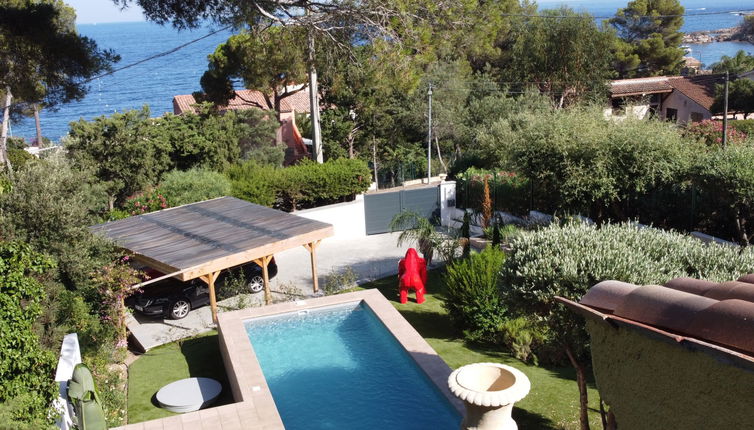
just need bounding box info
[692,144,754,244]
[7,148,35,168]
[226,161,279,207]
[731,119,754,136]
[0,241,57,424]
[323,267,358,295]
[442,247,507,343]
[685,119,748,146]
[503,222,754,363]
[159,168,232,206]
[227,158,371,211]
[122,188,169,215]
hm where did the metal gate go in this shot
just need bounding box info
[364,186,440,235]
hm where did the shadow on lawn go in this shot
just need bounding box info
[513,406,560,429]
[178,334,235,408]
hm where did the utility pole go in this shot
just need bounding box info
[427,83,432,184]
[307,24,323,163]
[722,71,729,147]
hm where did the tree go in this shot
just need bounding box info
[610,0,685,77]
[711,79,754,118]
[0,241,57,424]
[200,28,308,119]
[65,107,168,210]
[710,50,754,75]
[0,0,117,173]
[503,7,615,107]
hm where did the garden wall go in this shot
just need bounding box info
[295,195,367,239]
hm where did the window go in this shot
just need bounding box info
[666,108,678,122]
[611,98,626,115]
[690,112,704,123]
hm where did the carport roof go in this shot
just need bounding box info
[90,196,333,281]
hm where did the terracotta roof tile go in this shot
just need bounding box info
[172,88,312,115]
[610,77,673,97]
[562,274,754,358]
[664,277,718,296]
[580,280,638,312]
[667,74,723,111]
[612,285,716,334]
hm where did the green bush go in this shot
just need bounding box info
[226,161,279,207]
[442,247,507,343]
[502,222,754,364]
[7,148,35,168]
[0,241,57,424]
[159,168,232,207]
[731,119,754,136]
[226,158,371,211]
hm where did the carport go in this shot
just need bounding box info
[90,196,334,323]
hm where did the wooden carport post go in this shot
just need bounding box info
[199,270,221,324]
[253,255,274,305]
[303,240,322,294]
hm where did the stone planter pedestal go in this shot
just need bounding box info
[448,362,531,430]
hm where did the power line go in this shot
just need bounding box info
[2,25,232,111]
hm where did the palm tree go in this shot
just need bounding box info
[389,211,441,265]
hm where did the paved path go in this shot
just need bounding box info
[127,232,412,351]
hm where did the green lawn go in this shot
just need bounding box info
[126,332,234,422]
[127,269,602,428]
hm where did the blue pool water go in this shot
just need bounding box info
[244,302,461,430]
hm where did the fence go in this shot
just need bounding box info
[373,162,424,189]
[455,172,735,241]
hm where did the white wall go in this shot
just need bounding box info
[662,91,711,124]
[295,195,366,239]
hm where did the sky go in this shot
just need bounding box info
[67,0,145,24]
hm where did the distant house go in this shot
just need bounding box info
[606,74,722,124]
[172,87,312,165]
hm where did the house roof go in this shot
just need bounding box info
[610,77,674,97]
[557,274,754,365]
[610,74,724,111]
[173,87,311,115]
[667,74,723,111]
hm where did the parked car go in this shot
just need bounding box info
[129,258,278,320]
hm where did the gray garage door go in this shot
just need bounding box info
[364,186,440,235]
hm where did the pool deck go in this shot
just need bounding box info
[114,289,463,429]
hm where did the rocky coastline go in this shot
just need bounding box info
[683,20,754,44]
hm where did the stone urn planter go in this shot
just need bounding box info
[448,362,531,430]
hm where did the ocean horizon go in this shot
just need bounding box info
[11,1,754,142]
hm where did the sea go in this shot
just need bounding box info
[11,0,754,142]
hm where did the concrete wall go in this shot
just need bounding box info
[295,195,366,239]
[662,90,712,124]
[586,319,754,429]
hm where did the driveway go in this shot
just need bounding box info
[127,232,414,351]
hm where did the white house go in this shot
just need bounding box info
[606,74,722,124]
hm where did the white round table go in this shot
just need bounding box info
[156,377,222,413]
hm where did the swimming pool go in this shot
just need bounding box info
[244,301,462,429]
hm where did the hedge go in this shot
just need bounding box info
[227,158,371,211]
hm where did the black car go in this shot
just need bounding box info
[130,259,278,320]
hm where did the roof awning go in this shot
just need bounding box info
[90,196,334,322]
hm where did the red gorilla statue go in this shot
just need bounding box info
[398,248,427,304]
